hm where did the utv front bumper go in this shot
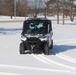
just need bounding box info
[22,37,43,53]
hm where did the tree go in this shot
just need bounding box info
[69,0,75,21]
[0,0,5,15]
[0,0,2,15]
[17,0,28,17]
[46,0,60,24]
[46,0,76,24]
[28,0,45,18]
[3,0,14,19]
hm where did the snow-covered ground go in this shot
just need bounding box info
[0,16,25,21]
[0,16,76,75]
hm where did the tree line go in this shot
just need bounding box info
[0,0,76,23]
[0,0,45,18]
[45,0,76,24]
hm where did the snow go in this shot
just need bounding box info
[0,16,76,75]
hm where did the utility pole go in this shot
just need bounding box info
[14,0,16,19]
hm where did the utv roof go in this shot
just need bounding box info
[26,18,50,21]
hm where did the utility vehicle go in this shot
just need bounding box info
[19,18,53,55]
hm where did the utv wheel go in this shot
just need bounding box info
[44,43,49,55]
[50,40,53,49]
[19,43,25,54]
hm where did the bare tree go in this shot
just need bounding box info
[0,0,5,15]
[46,0,60,24]
[46,0,76,24]
[28,0,44,18]
[0,0,2,15]
[17,0,28,17]
[3,0,14,19]
[1,0,28,18]
[69,0,75,21]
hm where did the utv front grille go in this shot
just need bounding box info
[27,37,39,44]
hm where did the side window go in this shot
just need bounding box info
[48,24,50,33]
[50,21,52,31]
[48,21,52,32]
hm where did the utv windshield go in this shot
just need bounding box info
[23,20,49,34]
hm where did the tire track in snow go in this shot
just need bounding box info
[36,55,76,71]
[55,39,76,64]
[0,72,22,75]
[0,39,76,74]
[32,39,76,73]
[56,53,76,64]
[0,64,76,74]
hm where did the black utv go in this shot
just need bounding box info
[19,18,53,55]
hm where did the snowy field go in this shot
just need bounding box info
[0,16,76,75]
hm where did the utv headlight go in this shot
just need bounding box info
[21,35,27,41]
[39,37,47,41]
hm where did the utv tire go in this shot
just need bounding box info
[50,40,53,49]
[44,43,49,55]
[19,43,25,54]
